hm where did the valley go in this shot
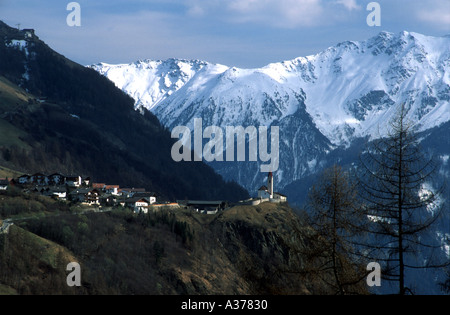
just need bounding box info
[91,31,450,200]
[0,20,448,295]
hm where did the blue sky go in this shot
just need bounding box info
[1,0,449,68]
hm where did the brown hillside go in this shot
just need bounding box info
[1,202,368,295]
[157,202,366,295]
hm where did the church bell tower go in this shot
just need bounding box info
[268,172,273,198]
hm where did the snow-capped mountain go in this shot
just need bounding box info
[92,58,213,112]
[90,31,450,194]
[91,32,449,294]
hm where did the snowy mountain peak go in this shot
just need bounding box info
[90,58,219,110]
[90,31,450,191]
[89,31,449,139]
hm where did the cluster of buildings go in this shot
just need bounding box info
[1,171,288,215]
[177,200,228,215]
[177,173,288,214]
[7,172,178,214]
[17,173,89,187]
[13,27,35,40]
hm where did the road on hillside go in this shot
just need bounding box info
[0,208,112,234]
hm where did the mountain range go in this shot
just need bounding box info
[90,31,450,201]
[90,32,450,294]
[0,19,448,294]
[0,20,248,202]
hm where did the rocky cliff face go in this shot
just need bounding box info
[162,202,367,295]
[2,196,366,295]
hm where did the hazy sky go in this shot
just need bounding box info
[1,0,449,68]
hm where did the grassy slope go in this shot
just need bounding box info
[0,165,21,179]
[1,200,368,295]
[0,284,17,295]
[0,76,31,150]
[9,224,78,268]
[0,76,30,108]
[0,224,80,295]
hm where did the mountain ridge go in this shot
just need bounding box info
[90,30,450,194]
[91,30,450,138]
[0,20,249,202]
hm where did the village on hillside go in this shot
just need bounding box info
[0,172,287,215]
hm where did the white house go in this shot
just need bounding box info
[84,189,100,205]
[0,179,9,190]
[126,197,151,213]
[83,177,91,186]
[105,185,120,196]
[22,29,35,39]
[133,192,157,204]
[70,188,100,205]
[135,199,149,213]
[50,187,67,200]
[66,175,82,187]
[257,186,271,199]
[273,192,287,202]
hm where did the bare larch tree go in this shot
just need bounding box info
[306,164,367,294]
[357,104,447,295]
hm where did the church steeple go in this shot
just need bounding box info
[268,172,273,198]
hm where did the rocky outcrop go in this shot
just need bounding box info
[164,202,367,295]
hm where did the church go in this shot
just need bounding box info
[257,172,287,203]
